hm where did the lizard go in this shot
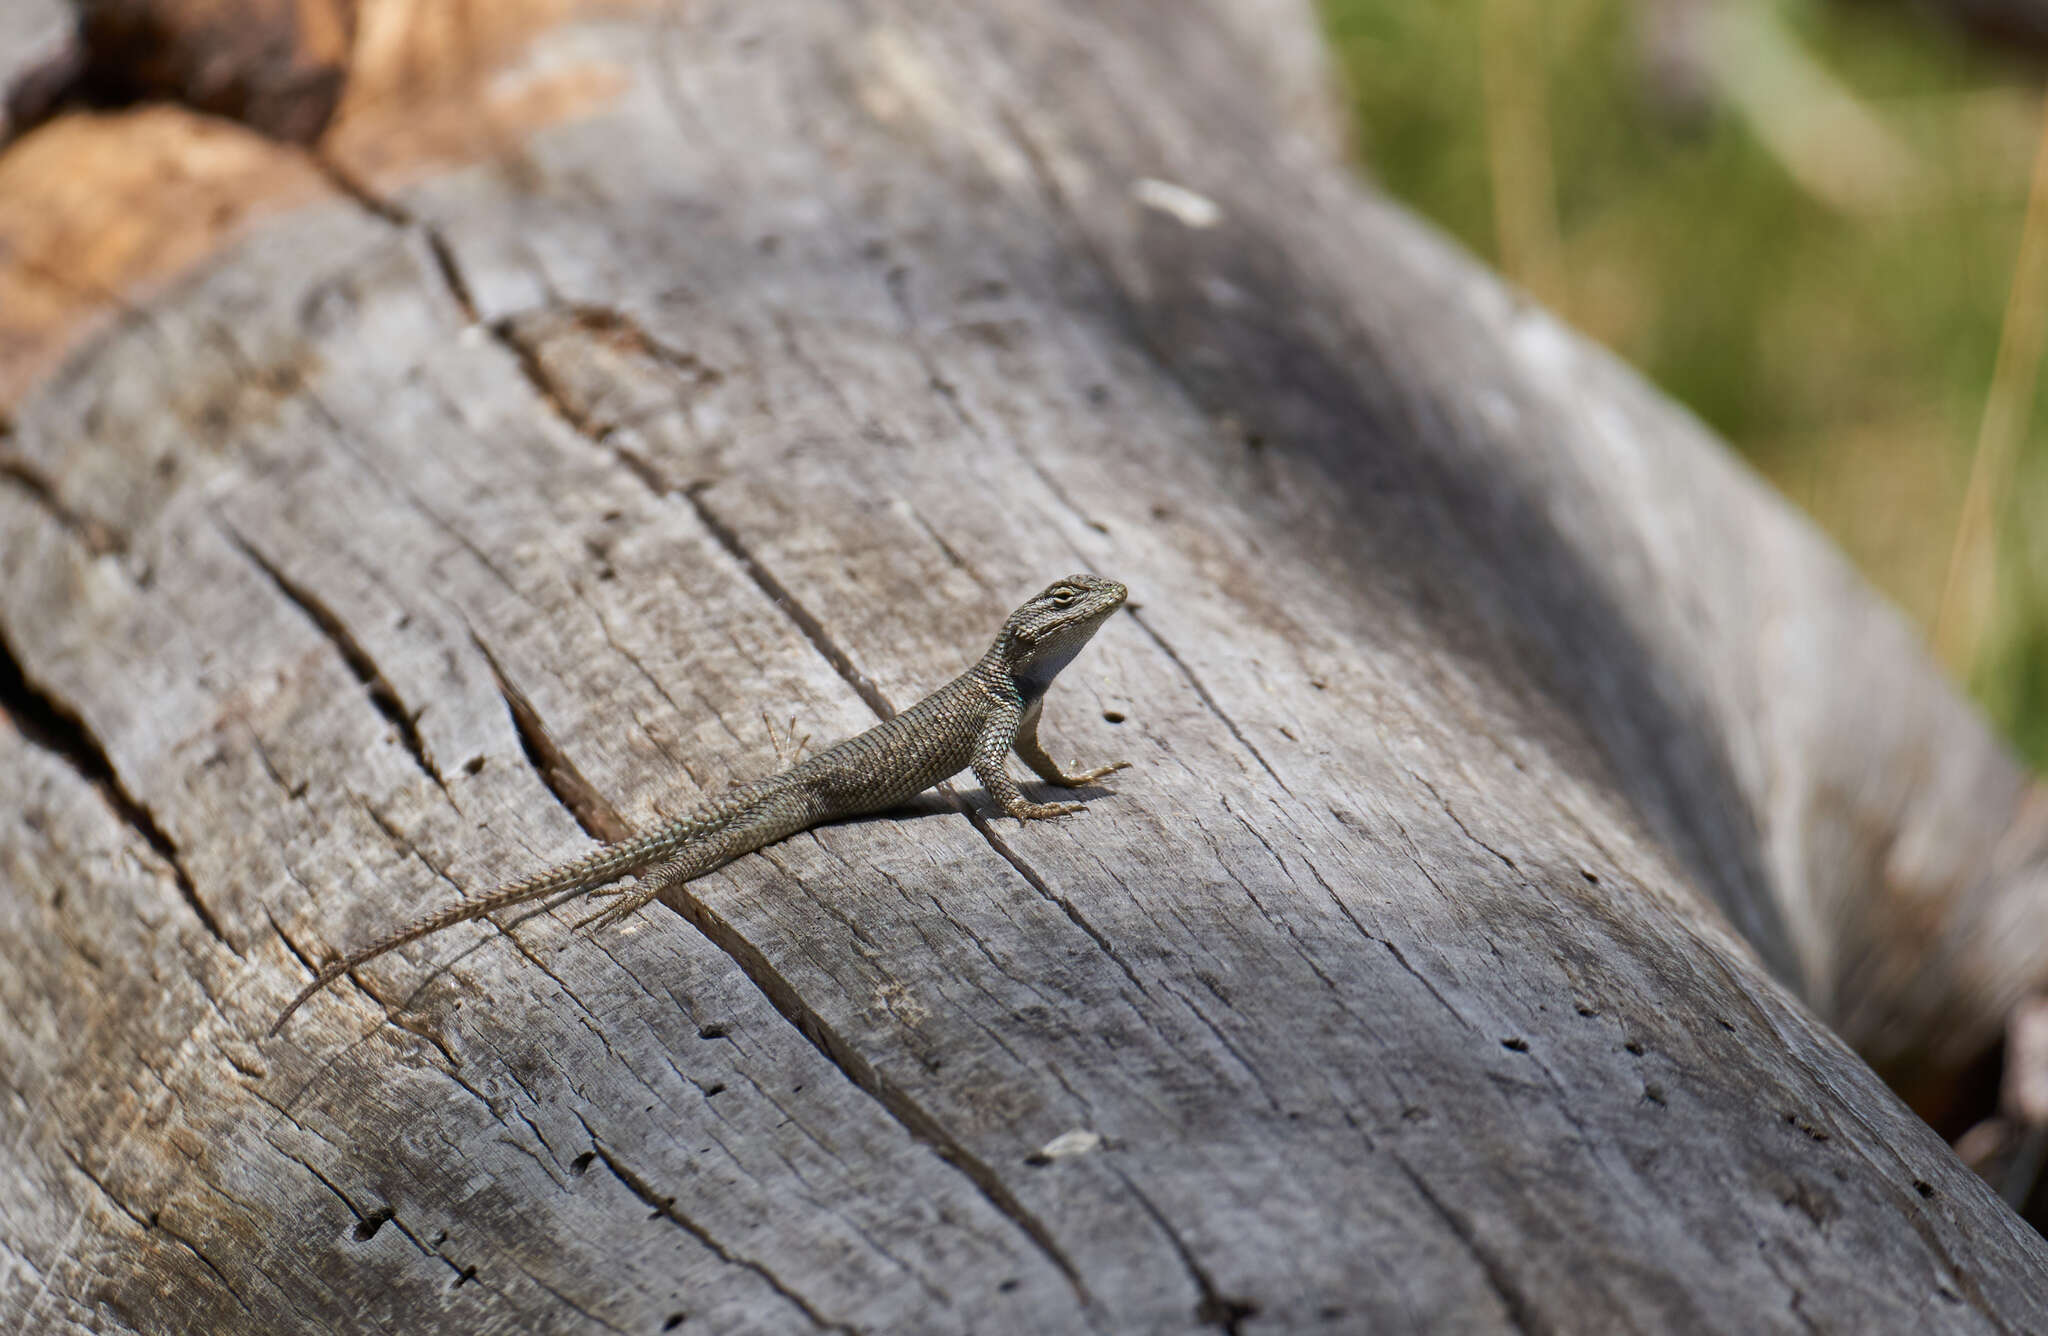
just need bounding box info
[270,574,1130,1034]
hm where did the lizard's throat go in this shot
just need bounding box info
[1011,637,1087,701]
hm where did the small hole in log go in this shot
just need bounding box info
[663,1314,688,1330]
[572,1152,595,1176]
[1102,710,1126,723]
[353,1209,393,1242]
[697,1023,729,1040]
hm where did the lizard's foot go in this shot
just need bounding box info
[573,884,663,933]
[1006,799,1088,820]
[1050,760,1130,787]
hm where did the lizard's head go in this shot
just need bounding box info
[996,574,1127,695]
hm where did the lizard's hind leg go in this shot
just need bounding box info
[575,830,738,934]
[573,880,668,934]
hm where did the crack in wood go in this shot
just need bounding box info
[488,316,602,432]
[420,228,481,324]
[279,1148,544,1317]
[352,791,463,897]
[221,524,446,792]
[681,486,896,720]
[56,1142,258,1320]
[575,1121,856,1335]
[607,438,676,498]
[0,625,233,952]
[952,798,1149,999]
[467,632,632,844]
[1393,1156,1544,1336]
[1375,930,1476,1033]
[483,316,696,515]
[1402,764,1522,875]
[637,879,1092,1307]
[1106,1166,1258,1334]
[0,456,126,555]
[900,500,994,594]
[262,905,318,978]
[1211,802,1355,997]
[482,316,901,742]
[308,150,479,323]
[571,587,705,788]
[1126,610,1290,795]
[285,1150,396,1246]
[880,265,1106,548]
[304,151,408,227]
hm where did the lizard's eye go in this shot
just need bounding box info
[1048,587,1079,607]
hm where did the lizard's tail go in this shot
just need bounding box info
[268,824,696,1035]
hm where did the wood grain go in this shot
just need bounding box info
[3,0,2045,1331]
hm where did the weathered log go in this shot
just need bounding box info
[3,1,2046,1331]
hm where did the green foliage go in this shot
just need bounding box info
[1322,0,2047,766]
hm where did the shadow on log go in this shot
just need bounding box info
[2,0,2045,1331]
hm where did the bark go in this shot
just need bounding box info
[2,1,2046,1332]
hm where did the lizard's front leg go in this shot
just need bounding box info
[1014,699,1128,788]
[972,697,1087,819]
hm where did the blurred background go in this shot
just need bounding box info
[1321,0,2048,768]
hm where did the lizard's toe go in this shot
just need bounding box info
[1011,800,1087,820]
[574,887,661,933]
